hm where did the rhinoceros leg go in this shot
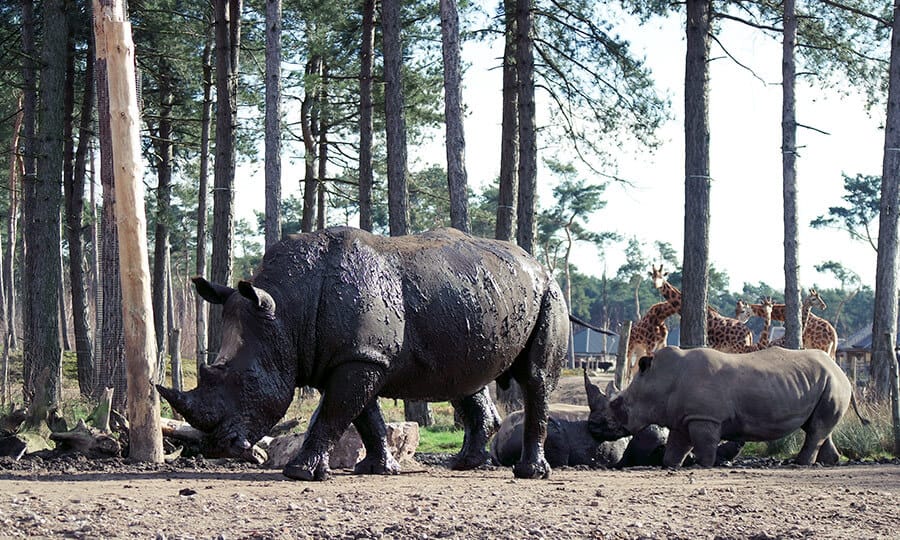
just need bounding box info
[283,362,387,481]
[449,387,501,470]
[352,400,401,476]
[814,437,840,465]
[686,420,722,467]
[662,428,694,468]
[510,290,568,480]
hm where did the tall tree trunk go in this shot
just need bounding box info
[2,95,22,407]
[441,0,468,233]
[680,0,711,349]
[317,64,328,230]
[495,0,518,243]
[196,32,212,370]
[383,0,410,238]
[152,70,174,370]
[264,0,282,249]
[58,231,70,351]
[300,57,320,233]
[103,13,164,462]
[66,32,96,397]
[871,0,900,399]
[209,0,241,364]
[19,0,37,358]
[781,0,802,350]
[23,0,66,423]
[93,0,127,411]
[514,0,536,254]
[358,0,375,232]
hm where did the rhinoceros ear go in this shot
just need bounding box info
[638,355,653,374]
[192,276,235,305]
[238,281,276,316]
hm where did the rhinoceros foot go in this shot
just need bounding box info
[450,448,491,471]
[283,456,331,481]
[512,458,551,480]
[353,453,401,475]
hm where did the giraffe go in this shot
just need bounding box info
[625,300,680,382]
[743,290,838,357]
[651,264,752,353]
[744,296,774,351]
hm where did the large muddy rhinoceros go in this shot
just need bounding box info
[158,227,570,480]
[609,346,853,467]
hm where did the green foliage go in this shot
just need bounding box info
[810,173,881,251]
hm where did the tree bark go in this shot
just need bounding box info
[19,0,36,359]
[2,95,22,407]
[681,0,711,349]
[103,15,163,463]
[781,0,802,350]
[152,69,174,368]
[93,0,127,412]
[383,0,409,237]
[209,0,241,364]
[300,57,320,233]
[66,32,96,397]
[264,0,282,249]
[495,0,518,243]
[515,0,536,254]
[441,0,468,233]
[196,31,213,370]
[358,0,375,232]
[23,0,66,423]
[871,0,900,399]
[317,63,329,230]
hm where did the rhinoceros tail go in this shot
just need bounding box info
[849,390,871,426]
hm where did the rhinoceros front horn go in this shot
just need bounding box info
[156,385,219,432]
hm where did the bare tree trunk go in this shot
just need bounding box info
[300,57,320,233]
[781,0,802,350]
[209,0,241,364]
[680,0,711,349]
[515,0,536,254]
[495,0,518,243]
[2,94,21,407]
[871,0,900,399]
[264,0,282,249]
[23,0,66,422]
[103,14,164,462]
[317,63,328,230]
[66,33,96,397]
[196,32,212,370]
[58,233,71,351]
[152,71,174,367]
[358,0,375,232]
[441,0,468,233]
[383,0,409,238]
[94,0,127,411]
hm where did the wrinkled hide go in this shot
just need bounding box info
[158,227,569,480]
[611,346,851,467]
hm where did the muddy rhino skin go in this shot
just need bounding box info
[158,227,569,480]
[610,346,852,467]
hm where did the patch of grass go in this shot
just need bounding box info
[418,426,464,453]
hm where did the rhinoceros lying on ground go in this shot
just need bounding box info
[158,227,570,480]
[490,372,631,467]
[610,346,853,467]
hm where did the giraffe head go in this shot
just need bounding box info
[735,299,752,323]
[760,296,775,320]
[803,289,827,312]
[649,264,668,290]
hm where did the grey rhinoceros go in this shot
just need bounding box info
[609,346,853,467]
[158,227,570,480]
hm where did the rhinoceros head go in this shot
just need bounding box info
[584,368,629,440]
[157,277,296,459]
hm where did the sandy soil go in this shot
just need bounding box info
[1,455,898,539]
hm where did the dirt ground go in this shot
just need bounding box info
[1,455,899,539]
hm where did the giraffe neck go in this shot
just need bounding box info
[759,312,772,347]
[657,281,682,308]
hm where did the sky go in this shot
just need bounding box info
[233,8,887,293]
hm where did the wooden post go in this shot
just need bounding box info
[99,10,163,463]
[886,333,900,456]
[615,321,631,390]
